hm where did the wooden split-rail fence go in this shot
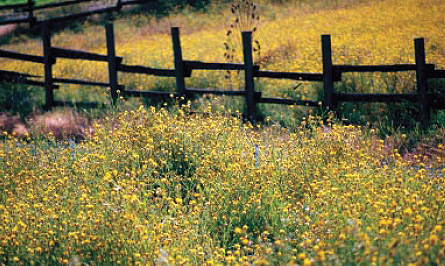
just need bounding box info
[0,21,444,126]
[0,0,155,27]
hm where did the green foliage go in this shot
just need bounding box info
[208,187,286,250]
[0,83,43,117]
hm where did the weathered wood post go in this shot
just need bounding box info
[27,0,36,27]
[322,35,334,109]
[116,0,123,10]
[171,27,186,98]
[42,21,54,109]
[242,31,256,122]
[106,22,119,103]
[415,38,430,127]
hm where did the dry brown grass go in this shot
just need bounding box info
[383,128,445,167]
[1,109,92,141]
[0,24,17,38]
[27,109,92,141]
[0,112,28,137]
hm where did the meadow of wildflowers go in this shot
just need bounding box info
[1,103,444,265]
[0,0,445,265]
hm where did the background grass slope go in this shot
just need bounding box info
[0,0,443,130]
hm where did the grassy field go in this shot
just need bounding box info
[0,0,444,265]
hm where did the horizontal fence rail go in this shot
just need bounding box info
[0,0,156,27]
[0,69,37,78]
[259,97,320,107]
[0,21,443,125]
[255,70,326,82]
[333,64,436,73]
[0,17,32,26]
[0,2,29,11]
[51,47,122,63]
[43,5,118,24]
[33,0,95,11]
[0,69,47,87]
[428,70,445,79]
[184,61,247,71]
[0,49,44,63]
[118,64,179,77]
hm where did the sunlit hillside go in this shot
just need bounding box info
[0,0,443,103]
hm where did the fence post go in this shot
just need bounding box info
[322,35,334,109]
[106,22,119,104]
[242,31,256,122]
[42,22,54,110]
[415,38,430,127]
[27,0,36,27]
[116,0,123,10]
[171,27,186,98]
